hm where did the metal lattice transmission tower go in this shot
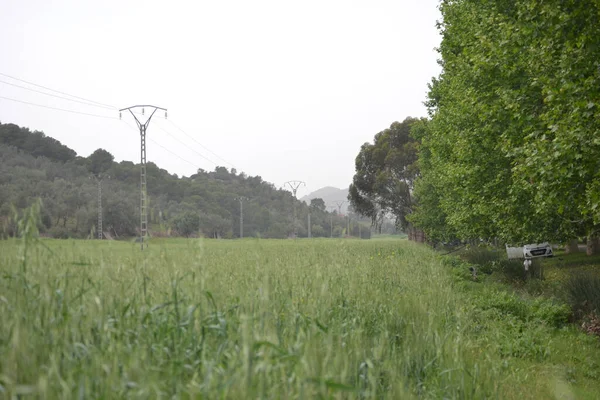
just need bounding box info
[333,200,347,216]
[119,105,167,250]
[92,175,108,239]
[333,200,347,237]
[284,180,305,238]
[236,197,248,239]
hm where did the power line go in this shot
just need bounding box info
[0,71,238,172]
[0,95,118,119]
[0,71,116,109]
[166,119,236,169]
[0,81,204,173]
[120,120,202,170]
[0,79,115,110]
[152,121,219,166]
[148,138,203,170]
[0,71,227,173]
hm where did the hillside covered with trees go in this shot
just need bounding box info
[0,122,359,239]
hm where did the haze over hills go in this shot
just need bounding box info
[301,186,350,214]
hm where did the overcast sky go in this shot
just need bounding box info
[0,0,441,198]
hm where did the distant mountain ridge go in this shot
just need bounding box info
[301,186,350,214]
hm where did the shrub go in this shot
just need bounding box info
[48,225,71,239]
[495,259,528,281]
[474,288,570,328]
[459,246,502,267]
[477,289,529,320]
[530,299,571,328]
[565,271,600,317]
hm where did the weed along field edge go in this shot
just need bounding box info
[1,237,599,398]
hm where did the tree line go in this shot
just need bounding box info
[349,0,600,252]
[0,122,368,239]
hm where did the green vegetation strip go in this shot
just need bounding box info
[1,238,599,398]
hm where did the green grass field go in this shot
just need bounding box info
[1,237,599,398]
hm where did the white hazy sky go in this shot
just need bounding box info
[0,0,441,197]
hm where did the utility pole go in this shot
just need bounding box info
[236,197,248,238]
[347,215,350,237]
[284,180,305,238]
[328,205,336,238]
[330,214,333,237]
[119,105,167,250]
[198,212,202,238]
[92,175,104,239]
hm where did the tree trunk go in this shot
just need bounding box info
[565,239,579,254]
[586,235,599,256]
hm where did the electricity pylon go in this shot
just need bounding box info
[119,105,167,250]
[235,196,248,238]
[333,200,346,216]
[92,175,108,239]
[284,180,305,238]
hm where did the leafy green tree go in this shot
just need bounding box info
[349,118,420,234]
[411,0,600,249]
[88,148,114,177]
[103,190,137,237]
[172,211,200,237]
[310,198,326,213]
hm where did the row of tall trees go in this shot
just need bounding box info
[350,0,600,250]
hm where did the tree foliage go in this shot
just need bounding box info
[348,118,420,231]
[411,0,600,244]
[88,149,114,177]
[0,122,76,162]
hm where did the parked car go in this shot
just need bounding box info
[506,242,553,259]
[523,242,553,258]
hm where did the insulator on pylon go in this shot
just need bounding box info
[142,108,145,115]
[165,111,168,119]
[119,112,122,119]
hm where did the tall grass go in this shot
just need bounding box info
[565,271,600,317]
[0,234,508,398]
[1,227,599,397]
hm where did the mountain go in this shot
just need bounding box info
[301,186,350,214]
